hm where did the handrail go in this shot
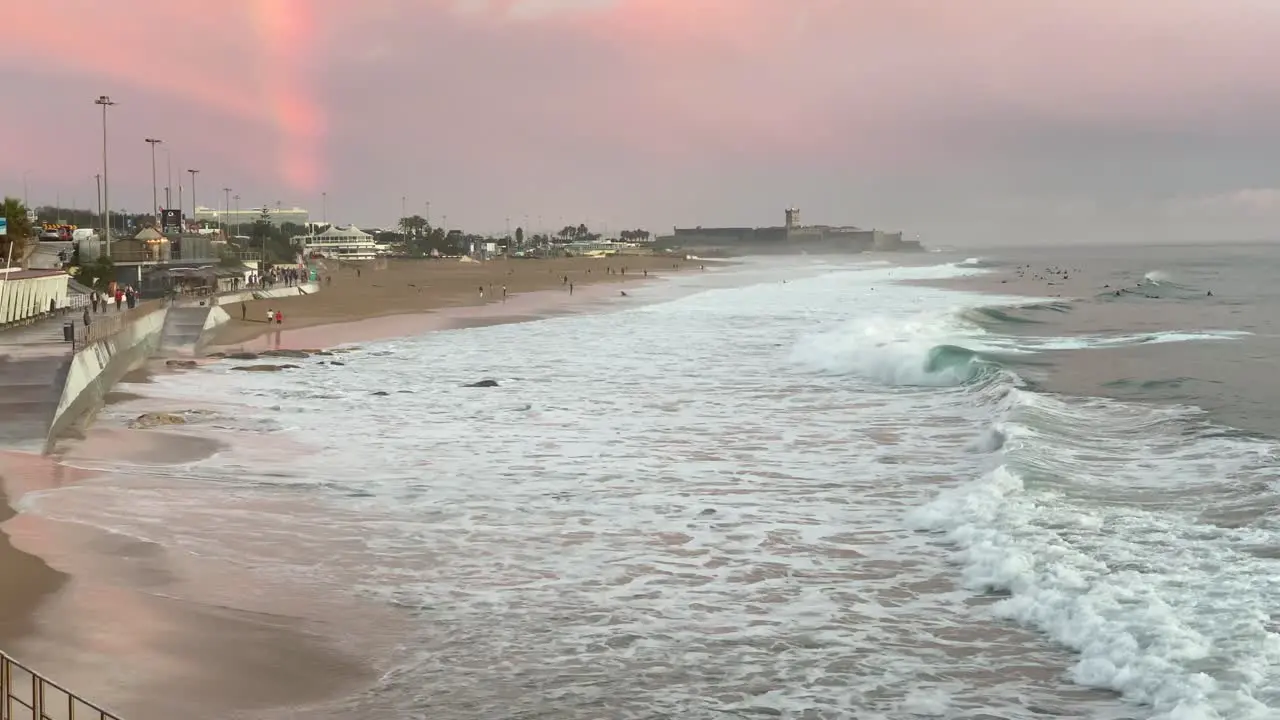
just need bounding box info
[71,298,168,351]
[1,651,124,720]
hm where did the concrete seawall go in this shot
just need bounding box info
[45,307,168,451]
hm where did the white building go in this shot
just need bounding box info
[293,225,379,261]
[194,205,309,228]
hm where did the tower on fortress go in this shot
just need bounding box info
[785,207,800,230]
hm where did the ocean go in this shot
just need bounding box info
[24,245,1280,719]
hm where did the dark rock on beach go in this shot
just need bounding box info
[129,412,186,429]
[232,364,299,372]
[261,349,311,359]
[371,391,390,396]
[464,380,500,388]
[165,359,198,369]
[226,352,259,360]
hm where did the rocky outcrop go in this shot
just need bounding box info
[464,379,500,388]
[165,360,199,369]
[130,412,187,429]
[261,349,311,359]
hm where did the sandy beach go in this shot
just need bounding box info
[0,253,712,718]
[0,426,399,720]
[212,255,699,348]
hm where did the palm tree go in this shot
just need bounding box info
[2,196,33,266]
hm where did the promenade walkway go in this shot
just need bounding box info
[0,316,77,453]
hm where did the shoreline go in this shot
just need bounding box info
[0,428,394,719]
[0,256,724,718]
[209,255,702,351]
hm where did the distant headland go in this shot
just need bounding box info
[655,207,922,256]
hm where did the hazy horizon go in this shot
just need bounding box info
[4,0,1279,246]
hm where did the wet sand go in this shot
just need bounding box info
[213,255,696,348]
[0,431,392,720]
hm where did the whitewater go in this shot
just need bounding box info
[28,257,1280,719]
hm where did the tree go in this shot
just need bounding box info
[1,197,32,266]
[75,255,116,291]
[576,223,589,238]
[514,227,524,247]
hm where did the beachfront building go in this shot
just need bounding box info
[292,225,379,261]
[194,205,310,229]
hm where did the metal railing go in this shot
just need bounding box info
[104,249,261,264]
[72,298,167,351]
[1,651,123,720]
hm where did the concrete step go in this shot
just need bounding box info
[159,306,212,354]
[0,354,69,449]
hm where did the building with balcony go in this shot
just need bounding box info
[293,225,379,261]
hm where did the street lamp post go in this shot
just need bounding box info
[321,191,327,224]
[22,169,32,209]
[233,194,240,237]
[222,187,232,238]
[95,95,116,255]
[162,147,173,213]
[144,138,162,222]
[187,169,199,226]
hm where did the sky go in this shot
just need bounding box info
[3,0,1280,246]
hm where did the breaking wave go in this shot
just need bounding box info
[791,297,1278,719]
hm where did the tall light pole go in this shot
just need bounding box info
[162,147,173,212]
[321,191,327,224]
[233,194,240,237]
[94,174,102,229]
[401,195,407,240]
[144,138,162,221]
[22,169,32,209]
[222,187,232,237]
[187,169,199,225]
[425,201,431,226]
[95,96,116,255]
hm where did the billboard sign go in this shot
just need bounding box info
[161,209,183,234]
[0,217,7,236]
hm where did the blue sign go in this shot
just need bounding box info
[0,217,7,236]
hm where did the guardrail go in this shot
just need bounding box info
[104,250,261,264]
[71,298,167,351]
[1,651,123,720]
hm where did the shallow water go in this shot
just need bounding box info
[22,255,1280,719]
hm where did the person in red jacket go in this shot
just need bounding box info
[274,309,283,325]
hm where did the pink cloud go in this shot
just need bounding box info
[5,0,1280,233]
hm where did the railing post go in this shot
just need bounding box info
[32,672,41,719]
[2,654,9,720]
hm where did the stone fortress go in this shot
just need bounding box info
[657,208,921,254]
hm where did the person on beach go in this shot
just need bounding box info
[569,282,574,296]
[502,285,507,302]
[478,285,484,299]
[266,307,274,323]
[241,302,247,321]
[274,310,283,325]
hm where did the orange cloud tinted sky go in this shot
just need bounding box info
[3,0,1280,243]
